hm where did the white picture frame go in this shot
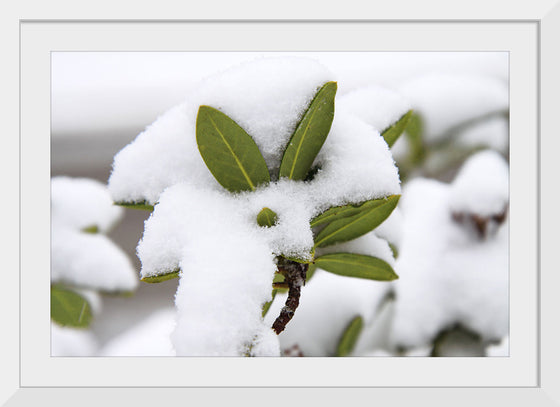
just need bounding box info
[4,0,558,404]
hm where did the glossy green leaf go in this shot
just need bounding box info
[141,269,180,283]
[315,252,399,281]
[257,207,278,227]
[115,201,155,211]
[279,82,337,180]
[314,195,400,248]
[196,105,270,192]
[310,200,383,228]
[51,285,93,328]
[336,315,363,357]
[381,110,413,148]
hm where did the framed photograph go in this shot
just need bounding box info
[5,0,558,405]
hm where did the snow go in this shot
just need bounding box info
[51,228,139,292]
[52,176,123,233]
[141,183,279,356]
[399,73,508,142]
[51,323,98,356]
[456,115,509,153]
[486,336,509,357]
[338,85,411,134]
[51,177,138,292]
[448,150,509,217]
[389,152,509,350]
[98,308,176,356]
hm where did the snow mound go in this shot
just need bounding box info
[51,176,138,292]
[52,176,123,233]
[99,308,177,356]
[51,323,98,356]
[449,150,509,217]
[389,152,509,350]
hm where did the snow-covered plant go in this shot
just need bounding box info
[108,58,407,356]
[51,177,138,331]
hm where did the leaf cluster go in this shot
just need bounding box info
[194,82,408,284]
[135,81,413,353]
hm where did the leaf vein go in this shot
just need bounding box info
[208,115,255,191]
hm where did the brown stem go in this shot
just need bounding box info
[272,258,308,335]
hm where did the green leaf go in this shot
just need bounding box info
[310,200,380,228]
[262,290,277,318]
[389,242,399,259]
[405,112,426,166]
[381,110,413,148]
[115,201,155,211]
[257,207,278,227]
[314,252,398,281]
[196,105,270,192]
[81,225,99,234]
[51,285,93,328]
[279,81,337,180]
[141,269,180,283]
[314,195,400,248]
[306,262,317,282]
[336,315,363,357]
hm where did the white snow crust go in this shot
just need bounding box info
[448,150,509,217]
